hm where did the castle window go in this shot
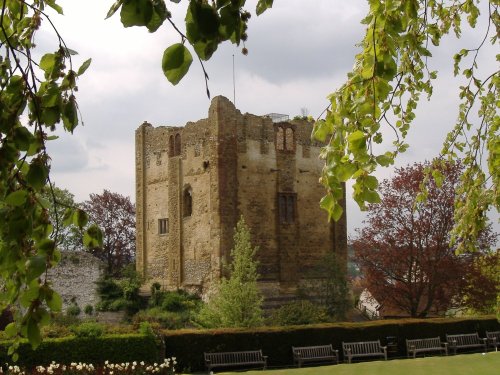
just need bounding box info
[183,187,192,217]
[278,192,296,224]
[169,135,174,157]
[159,218,168,235]
[275,125,295,152]
[285,128,294,151]
[174,133,181,156]
[276,127,285,151]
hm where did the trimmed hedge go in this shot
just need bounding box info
[0,334,162,367]
[163,316,500,372]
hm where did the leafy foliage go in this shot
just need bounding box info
[268,300,328,326]
[0,0,100,352]
[352,161,497,317]
[96,268,145,315]
[80,190,136,276]
[311,1,499,252]
[107,0,274,95]
[196,216,263,328]
[40,184,83,251]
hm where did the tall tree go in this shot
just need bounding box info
[0,0,97,350]
[80,190,136,276]
[40,184,82,251]
[352,161,497,318]
[196,217,263,328]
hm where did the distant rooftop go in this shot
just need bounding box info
[265,113,289,123]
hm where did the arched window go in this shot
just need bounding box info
[285,128,294,151]
[174,133,181,156]
[169,135,174,157]
[276,127,285,151]
[183,187,192,217]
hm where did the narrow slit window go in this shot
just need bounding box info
[159,218,168,235]
[183,187,192,217]
[278,193,296,224]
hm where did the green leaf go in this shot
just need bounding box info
[106,0,124,19]
[376,152,393,166]
[364,175,379,190]
[73,208,89,229]
[120,0,154,27]
[46,291,62,312]
[347,130,366,151]
[432,169,444,187]
[46,0,63,15]
[26,160,49,190]
[39,54,56,73]
[312,119,332,142]
[27,319,41,349]
[26,256,46,282]
[77,58,92,76]
[83,224,103,248]
[5,190,28,206]
[162,43,193,85]
[62,97,78,132]
[256,0,274,15]
[335,162,358,182]
[147,0,168,32]
[4,323,17,338]
[330,201,344,221]
[13,126,33,151]
[362,189,381,204]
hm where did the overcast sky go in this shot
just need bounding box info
[41,0,498,237]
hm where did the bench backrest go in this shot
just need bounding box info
[406,337,442,350]
[343,340,382,355]
[486,331,500,341]
[204,350,263,365]
[292,345,333,358]
[446,333,481,346]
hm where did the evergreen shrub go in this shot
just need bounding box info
[163,316,500,372]
[0,334,161,367]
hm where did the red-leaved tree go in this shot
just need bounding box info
[352,161,497,318]
[81,190,136,275]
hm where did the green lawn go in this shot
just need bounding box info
[214,352,500,375]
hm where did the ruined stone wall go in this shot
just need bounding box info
[179,119,213,290]
[48,251,104,312]
[136,96,347,302]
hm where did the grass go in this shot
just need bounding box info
[215,352,500,375]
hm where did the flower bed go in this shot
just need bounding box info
[1,359,176,375]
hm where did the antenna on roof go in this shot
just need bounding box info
[232,54,236,107]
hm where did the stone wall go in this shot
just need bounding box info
[136,96,347,304]
[48,251,104,313]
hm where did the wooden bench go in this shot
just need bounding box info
[204,350,267,373]
[292,345,339,367]
[486,331,500,350]
[406,337,448,358]
[446,333,488,354]
[342,340,387,363]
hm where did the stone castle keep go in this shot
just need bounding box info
[135,96,347,305]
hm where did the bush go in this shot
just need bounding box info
[0,334,162,367]
[71,322,105,338]
[132,308,188,330]
[163,316,500,372]
[268,300,329,326]
[84,304,94,316]
[66,304,81,317]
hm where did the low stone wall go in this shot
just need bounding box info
[47,251,105,314]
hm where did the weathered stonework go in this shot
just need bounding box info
[48,251,105,313]
[136,96,347,305]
